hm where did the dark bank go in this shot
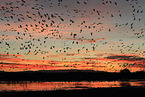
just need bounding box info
[0,69,145,81]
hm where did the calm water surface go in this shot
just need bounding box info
[0,80,145,91]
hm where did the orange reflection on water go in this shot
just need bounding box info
[0,80,145,91]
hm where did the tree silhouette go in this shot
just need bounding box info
[120,82,131,87]
[120,68,131,73]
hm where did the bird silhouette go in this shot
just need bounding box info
[0,0,144,72]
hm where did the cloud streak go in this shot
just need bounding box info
[65,38,105,44]
[0,53,145,72]
[106,54,145,62]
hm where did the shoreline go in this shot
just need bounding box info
[0,70,145,81]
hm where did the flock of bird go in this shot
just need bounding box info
[0,0,145,72]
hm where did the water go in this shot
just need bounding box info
[0,80,145,91]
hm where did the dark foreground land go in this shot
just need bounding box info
[1,70,145,97]
[0,70,145,81]
[0,87,145,97]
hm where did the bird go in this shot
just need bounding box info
[0,0,144,73]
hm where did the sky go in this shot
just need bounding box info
[0,0,145,72]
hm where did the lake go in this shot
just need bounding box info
[0,79,145,91]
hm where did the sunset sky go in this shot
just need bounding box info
[0,0,145,72]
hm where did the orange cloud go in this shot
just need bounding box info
[0,53,145,72]
[0,53,24,58]
[65,38,105,44]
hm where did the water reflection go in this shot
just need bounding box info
[0,80,145,91]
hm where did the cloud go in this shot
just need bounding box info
[104,54,145,71]
[65,38,105,44]
[105,54,145,61]
[0,53,24,58]
[0,53,145,72]
[66,53,89,56]
[0,54,107,72]
[0,61,74,72]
